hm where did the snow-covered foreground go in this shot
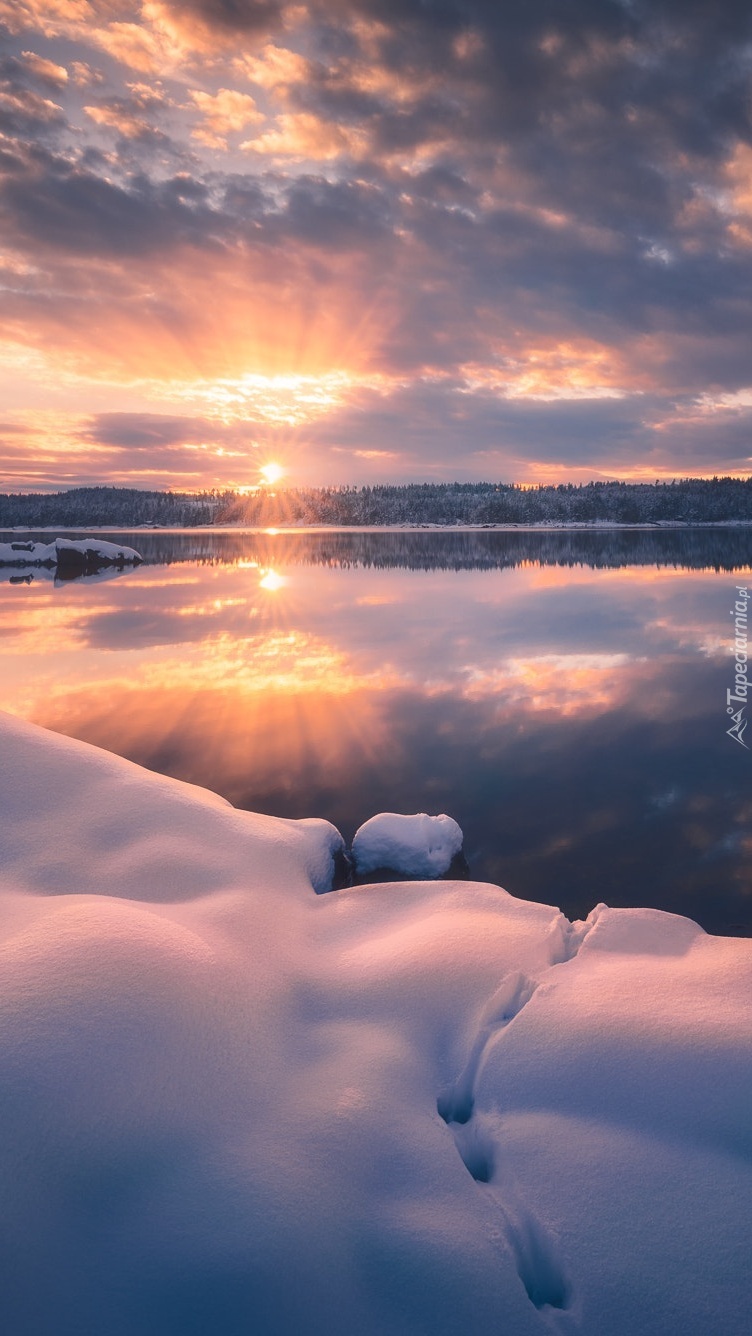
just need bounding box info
[0,711,750,1335]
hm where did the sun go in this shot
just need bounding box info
[260,462,285,485]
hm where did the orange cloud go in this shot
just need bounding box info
[21,50,69,84]
[189,88,263,149]
[90,18,177,73]
[722,145,752,248]
[70,59,104,85]
[233,43,310,91]
[458,337,635,401]
[242,112,367,161]
[0,0,94,33]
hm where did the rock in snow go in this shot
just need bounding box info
[0,709,751,1335]
[352,811,464,877]
[0,537,141,573]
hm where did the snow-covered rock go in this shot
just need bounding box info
[352,811,464,877]
[0,537,141,572]
[0,710,751,1335]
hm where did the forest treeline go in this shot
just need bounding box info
[0,487,219,528]
[1,477,752,529]
[217,477,752,526]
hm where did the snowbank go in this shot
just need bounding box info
[0,710,751,1335]
[352,811,464,877]
[0,537,141,573]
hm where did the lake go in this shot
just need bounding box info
[2,526,750,934]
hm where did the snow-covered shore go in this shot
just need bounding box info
[0,710,750,1334]
[0,536,141,573]
[3,519,752,534]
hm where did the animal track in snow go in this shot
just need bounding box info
[451,1118,496,1184]
[438,965,572,1314]
[503,1198,572,1311]
[437,971,537,1126]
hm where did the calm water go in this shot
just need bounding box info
[2,527,751,934]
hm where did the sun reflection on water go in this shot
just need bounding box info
[259,569,286,591]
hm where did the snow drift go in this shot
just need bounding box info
[0,709,750,1335]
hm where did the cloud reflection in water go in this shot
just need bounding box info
[0,530,749,933]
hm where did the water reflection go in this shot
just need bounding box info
[0,564,140,587]
[1,530,750,934]
[5,526,752,571]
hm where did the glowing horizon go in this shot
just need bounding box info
[1,3,751,491]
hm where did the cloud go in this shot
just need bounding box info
[83,81,172,140]
[189,87,263,148]
[153,0,284,44]
[242,110,366,160]
[0,410,260,490]
[1,0,751,485]
[0,55,68,138]
[233,42,310,90]
[307,381,752,482]
[0,145,221,258]
[20,50,69,86]
[82,411,236,449]
[3,380,752,491]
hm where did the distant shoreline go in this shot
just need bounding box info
[2,520,752,535]
[3,479,751,530]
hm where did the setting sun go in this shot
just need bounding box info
[260,463,285,485]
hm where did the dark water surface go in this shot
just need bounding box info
[2,527,751,934]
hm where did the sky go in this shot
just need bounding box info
[1,0,751,492]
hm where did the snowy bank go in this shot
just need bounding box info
[0,711,751,1335]
[0,537,141,575]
